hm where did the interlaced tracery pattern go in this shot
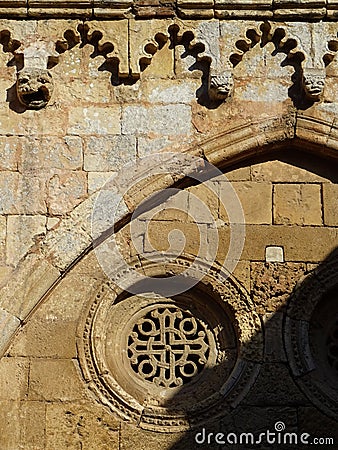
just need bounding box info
[128,306,210,388]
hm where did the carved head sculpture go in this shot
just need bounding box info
[16,68,53,109]
[209,71,234,101]
[302,69,325,101]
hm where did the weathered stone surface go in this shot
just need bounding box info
[47,171,87,216]
[273,184,322,226]
[46,402,120,450]
[0,172,46,214]
[68,106,121,135]
[19,136,83,171]
[224,182,272,225]
[0,401,20,449]
[6,215,46,266]
[0,254,60,320]
[20,401,46,450]
[251,262,307,314]
[29,359,85,401]
[122,105,192,135]
[0,136,20,171]
[0,357,28,400]
[323,183,338,226]
[84,135,136,171]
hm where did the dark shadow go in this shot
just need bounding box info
[6,82,26,113]
[165,247,338,449]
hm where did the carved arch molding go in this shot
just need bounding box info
[1,19,338,108]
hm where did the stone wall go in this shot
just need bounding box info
[0,10,337,450]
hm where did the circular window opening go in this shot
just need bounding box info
[104,288,238,410]
[78,267,262,431]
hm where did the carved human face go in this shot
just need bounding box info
[210,73,234,100]
[303,71,325,101]
[16,68,53,109]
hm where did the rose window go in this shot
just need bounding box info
[127,306,210,387]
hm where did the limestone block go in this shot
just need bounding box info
[19,136,83,172]
[323,183,338,226]
[251,158,335,183]
[0,253,60,321]
[241,225,338,262]
[144,220,208,258]
[8,314,77,358]
[141,40,175,78]
[88,171,116,194]
[142,79,197,103]
[84,135,136,171]
[6,215,46,267]
[0,401,20,449]
[42,223,92,270]
[122,104,192,135]
[137,136,172,157]
[0,357,29,400]
[47,171,87,215]
[46,402,120,450]
[68,106,121,135]
[0,308,20,356]
[29,359,86,401]
[220,182,272,225]
[0,136,20,170]
[0,172,46,214]
[273,184,322,226]
[224,166,250,181]
[265,245,284,262]
[187,182,219,223]
[20,402,46,450]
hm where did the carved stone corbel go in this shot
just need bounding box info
[15,40,58,109]
[209,69,234,101]
[302,68,326,101]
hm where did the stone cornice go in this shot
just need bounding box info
[2,0,338,20]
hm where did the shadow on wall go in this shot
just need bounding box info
[165,247,338,449]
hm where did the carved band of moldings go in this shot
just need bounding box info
[77,256,262,432]
[284,256,338,422]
